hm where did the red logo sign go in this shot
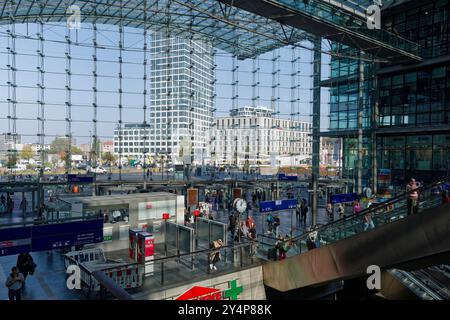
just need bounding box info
[162,213,170,220]
[175,286,222,300]
[175,280,243,300]
[146,203,153,209]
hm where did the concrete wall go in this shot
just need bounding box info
[135,265,266,300]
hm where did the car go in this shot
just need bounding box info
[76,163,87,170]
[91,167,107,174]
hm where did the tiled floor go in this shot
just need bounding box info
[0,250,87,300]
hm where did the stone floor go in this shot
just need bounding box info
[0,250,86,300]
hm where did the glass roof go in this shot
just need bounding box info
[0,0,312,59]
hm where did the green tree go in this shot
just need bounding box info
[102,152,116,165]
[20,145,34,161]
[71,146,83,155]
[6,154,17,168]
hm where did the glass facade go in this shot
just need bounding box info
[377,134,450,184]
[379,66,450,127]
[342,138,372,185]
[384,0,450,58]
[329,44,374,131]
[326,0,450,186]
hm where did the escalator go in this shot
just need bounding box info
[385,265,450,300]
[261,176,450,292]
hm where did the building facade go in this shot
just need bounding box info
[210,106,312,166]
[323,0,450,188]
[149,32,214,163]
[0,133,21,163]
[101,141,114,154]
[113,124,150,159]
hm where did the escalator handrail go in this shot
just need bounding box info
[262,175,450,244]
[294,175,450,241]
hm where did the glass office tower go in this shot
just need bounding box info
[149,32,214,163]
[324,0,450,188]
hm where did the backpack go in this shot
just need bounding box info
[274,217,280,225]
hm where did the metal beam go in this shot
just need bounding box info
[311,36,320,226]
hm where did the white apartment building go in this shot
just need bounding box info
[209,106,312,166]
[113,124,150,159]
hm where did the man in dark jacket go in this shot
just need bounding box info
[16,252,35,289]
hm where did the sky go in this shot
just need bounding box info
[0,22,331,145]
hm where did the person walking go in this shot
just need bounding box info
[353,201,362,215]
[229,213,237,239]
[295,202,301,223]
[326,203,334,221]
[247,225,257,256]
[406,178,419,216]
[273,215,280,238]
[5,266,24,300]
[363,211,375,231]
[209,239,223,271]
[300,201,308,225]
[16,252,35,290]
[338,203,345,219]
[266,213,274,234]
[20,197,27,213]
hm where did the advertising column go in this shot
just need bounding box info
[137,231,154,275]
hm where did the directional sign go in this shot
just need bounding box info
[330,193,359,204]
[277,173,298,181]
[68,174,94,183]
[259,199,297,212]
[0,219,104,256]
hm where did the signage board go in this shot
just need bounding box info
[187,188,198,206]
[259,199,297,213]
[330,193,359,204]
[67,174,94,183]
[1,219,103,256]
[277,173,298,181]
[31,219,104,251]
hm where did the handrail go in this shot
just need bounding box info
[260,175,450,244]
[99,240,257,273]
[91,270,134,300]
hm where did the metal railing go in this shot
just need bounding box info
[75,240,260,299]
[259,176,450,258]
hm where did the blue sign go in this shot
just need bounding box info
[68,174,94,183]
[330,193,359,204]
[0,219,103,256]
[259,199,297,213]
[277,173,298,181]
[32,219,104,251]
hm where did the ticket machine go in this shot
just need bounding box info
[137,231,154,275]
[128,228,141,261]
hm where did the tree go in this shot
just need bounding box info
[6,154,17,168]
[50,137,82,165]
[102,152,116,165]
[71,146,83,155]
[20,145,34,161]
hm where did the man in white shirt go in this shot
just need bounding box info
[5,266,24,300]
